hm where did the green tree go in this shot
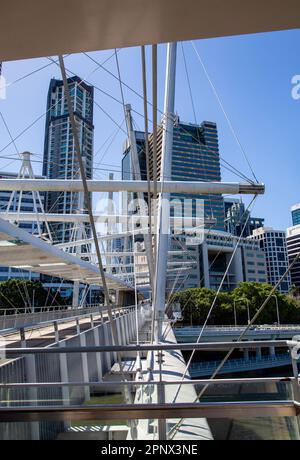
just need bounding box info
[0,279,65,314]
[171,282,300,325]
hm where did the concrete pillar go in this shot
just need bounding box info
[59,341,70,406]
[54,321,59,342]
[132,308,136,338]
[256,347,262,359]
[131,309,136,338]
[93,326,103,382]
[116,290,125,307]
[116,317,122,345]
[72,281,80,308]
[21,328,40,439]
[243,349,249,361]
[103,323,112,370]
[201,242,210,288]
[90,314,94,328]
[25,355,40,440]
[124,313,130,344]
[76,318,80,335]
[232,247,244,287]
[119,315,126,345]
[79,333,90,401]
[269,346,276,357]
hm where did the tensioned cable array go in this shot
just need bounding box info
[0,49,255,188]
[162,194,259,340]
[170,195,257,405]
[0,51,121,155]
[168,249,300,439]
[191,41,259,184]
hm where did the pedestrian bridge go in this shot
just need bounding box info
[175,325,300,343]
[190,353,293,378]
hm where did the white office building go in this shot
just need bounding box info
[250,227,291,293]
[167,230,267,292]
[286,224,300,289]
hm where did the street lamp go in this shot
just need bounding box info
[233,300,237,326]
[234,298,250,325]
[265,294,280,325]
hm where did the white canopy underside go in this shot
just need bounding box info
[0,217,133,290]
[0,1,299,61]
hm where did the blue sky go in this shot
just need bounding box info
[0,28,299,230]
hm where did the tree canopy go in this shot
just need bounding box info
[0,279,65,314]
[170,282,300,325]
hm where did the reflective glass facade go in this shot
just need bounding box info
[291,204,300,226]
[224,198,264,237]
[149,119,225,231]
[43,77,94,243]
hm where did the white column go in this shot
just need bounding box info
[243,349,249,360]
[153,42,177,341]
[125,104,154,288]
[72,281,80,308]
[80,333,90,401]
[269,346,276,357]
[59,342,71,405]
[124,312,130,344]
[103,323,112,370]
[232,247,244,286]
[256,347,262,359]
[116,317,122,345]
[21,329,40,440]
[25,355,40,440]
[201,241,210,288]
[93,327,103,382]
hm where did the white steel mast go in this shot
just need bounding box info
[153,42,177,341]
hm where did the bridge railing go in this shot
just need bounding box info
[175,324,300,333]
[190,352,292,375]
[0,303,136,333]
[0,335,298,440]
[0,303,104,316]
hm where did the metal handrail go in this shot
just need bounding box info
[1,339,297,354]
[175,324,300,331]
[0,400,297,423]
[0,303,128,316]
[0,304,136,336]
[190,353,291,370]
[0,375,296,389]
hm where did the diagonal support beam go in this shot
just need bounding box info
[0,179,265,194]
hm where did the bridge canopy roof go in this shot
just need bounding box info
[0,217,132,290]
[0,1,300,61]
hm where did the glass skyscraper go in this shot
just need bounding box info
[224,198,264,237]
[149,118,225,231]
[122,131,147,182]
[43,77,94,243]
[291,203,300,226]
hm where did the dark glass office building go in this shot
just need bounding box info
[291,204,300,226]
[43,77,94,243]
[224,198,264,237]
[149,118,225,231]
